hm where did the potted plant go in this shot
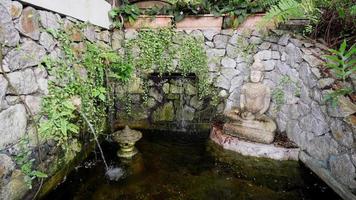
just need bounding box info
[109,0,173,29]
[170,0,224,31]
[206,0,265,29]
[129,0,171,9]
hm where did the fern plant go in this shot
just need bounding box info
[324,40,356,82]
[259,0,317,30]
[323,40,355,106]
[258,0,280,8]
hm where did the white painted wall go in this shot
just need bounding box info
[20,0,112,29]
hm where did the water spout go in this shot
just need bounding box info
[79,111,109,171]
[179,78,187,131]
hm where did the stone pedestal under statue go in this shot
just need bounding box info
[224,112,276,144]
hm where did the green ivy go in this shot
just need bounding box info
[125,28,214,99]
[39,25,133,153]
[127,28,176,74]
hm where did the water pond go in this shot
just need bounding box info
[44,130,341,200]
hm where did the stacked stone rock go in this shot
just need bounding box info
[116,28,356,196]
[0,0,355,198]
[207,29,356,195]
[0,0,113,199]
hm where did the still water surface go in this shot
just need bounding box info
[45,130,341,200]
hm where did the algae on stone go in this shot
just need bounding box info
[152,102,174,122]
[127,75,144,94]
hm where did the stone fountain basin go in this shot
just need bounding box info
[210,126,300,161]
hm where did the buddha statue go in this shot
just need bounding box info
[240,60,271,120]
[223,60,276,144]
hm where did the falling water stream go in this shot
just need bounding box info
[178,78,187,131]
[79,111,109,171]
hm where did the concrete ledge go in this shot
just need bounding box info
[300,151,356,200]
[210,126,299,161]
[19,0,112,28]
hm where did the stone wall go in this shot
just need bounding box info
[0,1,111,199]
[114,29,356,198]
[0,0,355,199]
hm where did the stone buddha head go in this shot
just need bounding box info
[250,59,264,83]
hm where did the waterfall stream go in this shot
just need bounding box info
[178,78,187,131]
[79,111,109,171]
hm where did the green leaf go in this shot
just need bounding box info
[175,13,185,22]
[328,49,339,54]
[324,55,340,63]
[60,119,68,136]
[128,16,135,24]
[109,10,118,19]
[325,63,338,69]
[345,45,356,59]
[338,8,345,18]
[63,101,76,110]
[31,171,48,178]
[351,5,356,16]
[67,123,79,133]
[339,40,347,54]
[345,59,356,67]
[98,94,106,102]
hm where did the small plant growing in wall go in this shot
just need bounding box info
[15,137,47,189]
[272,75,301,110]
[236,35,256,62]
[272,88,285,109]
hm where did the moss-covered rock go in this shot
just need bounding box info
[162,83,170,94]
[185,83,197,96]
[1,170,28,200]
[166,93,180,100]
[207,141,303,191]
[144,97,157,109]
[176,105,195,121]
[170,84,183,94]
[152,102,174,122]
[127,75,144,94]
